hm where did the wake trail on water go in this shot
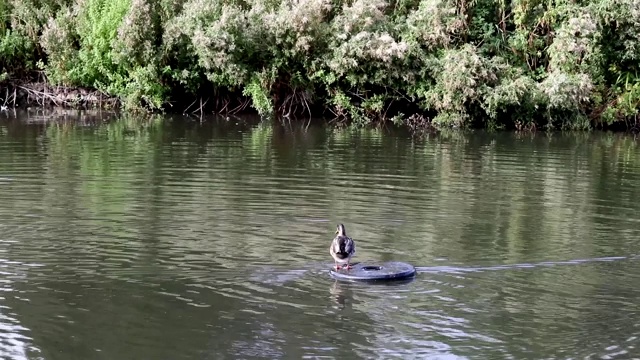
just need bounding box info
[415,255,640,274]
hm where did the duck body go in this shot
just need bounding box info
[330,224,356,270]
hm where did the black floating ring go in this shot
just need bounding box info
[329,261,417,282]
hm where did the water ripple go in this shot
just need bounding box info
[1,119,640,359]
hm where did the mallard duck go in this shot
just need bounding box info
[330,224,356,270]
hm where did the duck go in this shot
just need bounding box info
[329,224,356,270]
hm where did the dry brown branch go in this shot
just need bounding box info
[229,98,250,114]
[183,98,198,114]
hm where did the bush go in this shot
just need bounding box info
[1,0,639,129]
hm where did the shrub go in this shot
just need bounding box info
[2,0,640,129]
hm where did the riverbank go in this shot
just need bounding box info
[3,78,638,134]
[0,81,119,110]
[2,0,639,131]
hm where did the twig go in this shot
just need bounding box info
[183,98,198,114]
[302,92,312,118]
[383,99,394,119]
[18,85,65,107]
[230,98,250,114]
[220,98,230,114]
[193,97,209,120]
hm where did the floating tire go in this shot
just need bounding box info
[329,261,417,282]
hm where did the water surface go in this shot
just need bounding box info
[0,110,639,359]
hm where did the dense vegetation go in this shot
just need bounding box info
[1,0,639,130]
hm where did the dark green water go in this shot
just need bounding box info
[1,110,640,359]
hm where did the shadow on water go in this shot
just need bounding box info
[1,111,640,359]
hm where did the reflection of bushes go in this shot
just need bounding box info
[1,0,640,129]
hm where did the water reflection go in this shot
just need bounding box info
[0,110,639,358]
[0,249,41,359]
[329,280,354,311]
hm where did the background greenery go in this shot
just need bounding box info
[1,0,639,130]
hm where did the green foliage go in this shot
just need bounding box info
[243,72,274,117]
[2,0,640,128]
[77,0,131,84]
[0,0,67,76]
[40,0,168,109]
[0,30,35,74]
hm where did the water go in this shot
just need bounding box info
[1,110,640,359]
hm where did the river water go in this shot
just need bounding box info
[0,110,639,359]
